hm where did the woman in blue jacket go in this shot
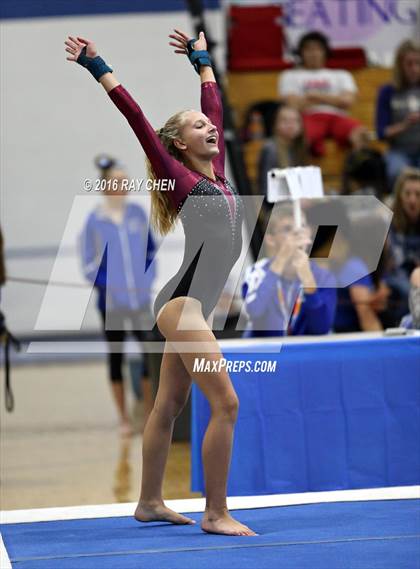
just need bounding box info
[80,155,157,436]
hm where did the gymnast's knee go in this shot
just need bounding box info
[152,396,187,425]
[212,393,239,424]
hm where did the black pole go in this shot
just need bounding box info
[184,0,265,261]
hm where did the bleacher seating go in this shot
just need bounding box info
[227,67,392,191]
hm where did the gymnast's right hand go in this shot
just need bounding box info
[64,36,97,62]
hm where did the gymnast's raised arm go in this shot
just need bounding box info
[169,29,225,177]
[64,35,185,182]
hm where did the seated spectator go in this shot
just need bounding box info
[334,255,383,333]
[376,40,420,188]
[242,100,280,142]
[212,274,243,339]
[400,267,420,330]
[241,203,336,337]
[351,216,403,328]
[387,168,420,300]
[278,31,368,157]
[342,148,388,198]
[308,200,383,332]
[257,104,308,199]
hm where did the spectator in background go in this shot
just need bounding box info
[400,267,420,330]
[241,100,280,142]
[350,215,402,328]
[340,150,399,324]
[278,31,368,157]
[241,203,336,337]
[308,200,383,332]
[342,147,388,199]
[387,168,420,300]
[257,104,308,205]
[0,227,5,298]
[212,274,243,340]
[0,227,6,333]
[80,155,157,437]
[376,40,420,188]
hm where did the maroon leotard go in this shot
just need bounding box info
[108,81,244,320]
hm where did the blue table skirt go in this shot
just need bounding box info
[191,336,420,496]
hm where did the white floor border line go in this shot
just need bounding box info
[0,535,12,569]
[1,486,419,525]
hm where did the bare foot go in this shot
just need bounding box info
[134,502,196,525]
[201,510,258,536]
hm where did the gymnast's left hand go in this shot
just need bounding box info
[64,35,98,62]
[168,29,207,55]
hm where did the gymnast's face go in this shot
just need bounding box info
[175,111,219,161]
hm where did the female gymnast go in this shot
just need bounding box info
[65,29,257,536]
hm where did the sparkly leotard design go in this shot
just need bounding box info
[108,81,244,320]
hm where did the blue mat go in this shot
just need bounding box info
[2,499,419,568]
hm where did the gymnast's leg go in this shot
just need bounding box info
[135,337,196,525]
[153,297,257,536]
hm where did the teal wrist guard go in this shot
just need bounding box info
[77,46,113,82]
[187,39,212,74]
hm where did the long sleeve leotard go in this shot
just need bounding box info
[108,81,244,320]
